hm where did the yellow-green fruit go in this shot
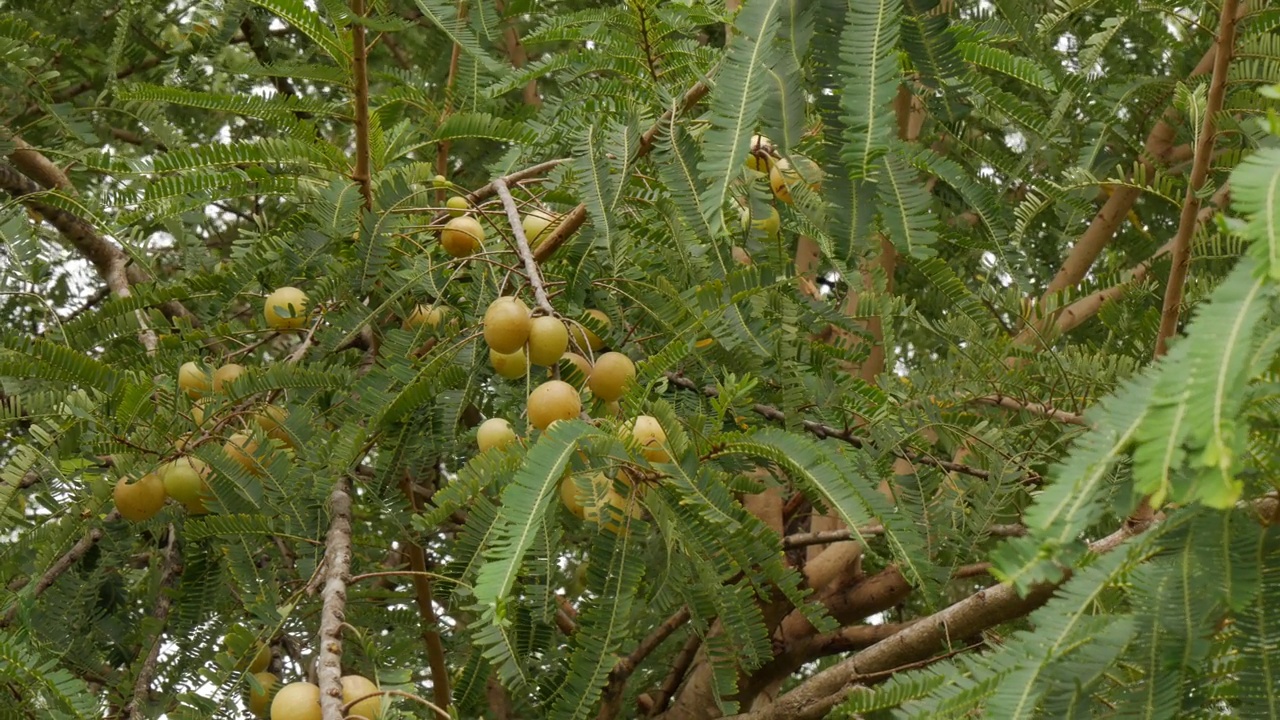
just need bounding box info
[248,643,271,673]
[270,681,321,720]
[569,310,610,352]
[253,406,292,446]
[584,483,644,534]
[628,415,670,463]
[212,363,245,394]
[172,432,195,453]
[588,352,636,402]
[263,287,309,330]
[739,205,780,239]
[445,195,470,217]
[560,352,592,387]
[191,399,211,427]
[745,134,775,173]
[483,296,532,353]
[441,215,484,257]
[341,675,383,719]
[160,457,210,505]
[113,473,167,522]
[477,418,517,452]
[522,208,559,246]
[431,174,449,188]
[225,433,264,476]
[490,347,529,380]
[561,473,610,519]
[178,362,211,398]
[247,672,278,718]
[403,304,449,331]
[527,380,582,430]
[768,156,822,205]
[527,316,569,366]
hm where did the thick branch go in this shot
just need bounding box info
[494,178,556,314]
[318,479,354,720]
[648,633,702,716]
[124,526,181,720]
[598,608,692,720]
[1154,0,1238,358]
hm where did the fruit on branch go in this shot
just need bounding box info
[179,361,211,398]
[441,215,484,257]
[583,479,644,534]
[745,134,776,173]
[561,472,612,519]
[225,432,264,476]
[626,415,670,463]
[246,671,278,718]
[588,352,636,402]
[569,309,610,352]
[402,304,450,331]
[113,473,167,522]
[560,352,593,386]
[431,174,448,188]
[445,195,470,217]
[263,287,309,330]
[160,456,210,506]
[527,316,569,366]
[739,204,780,239]
[270,681,321,720]
[527,380,582,430]
[253,405,292,447]
[483,296,532,353]
[490,347,529,380]
[522,208,560,247]
[769,155,823,205]
[477,418,517,452]
[212,363,245,394]
[341,675,384,719]
[190,399,211,427]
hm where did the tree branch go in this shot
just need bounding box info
[494,178,556,314]
[0,510,120,627]
[317,478,354,720]
[1153,0,1238,359]
[647,633,702,717]
[350,0,373,210]
[597,607,692,719]
[124,526,181,720]
[399,478,452,713]
[969,394,1087,426]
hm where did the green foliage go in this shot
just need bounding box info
[2,0,1280,718]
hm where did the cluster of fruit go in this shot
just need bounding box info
[236,645,383,720]
[111,288,309,521]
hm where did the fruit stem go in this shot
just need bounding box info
[493,177,557,315]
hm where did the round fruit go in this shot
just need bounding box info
[263,287,309,330]
[160,457,210,505]
[745,134,775,173]
[191,399,211,427]
[584,484,644,534]
[477,418,517,452]
[441,215,484,257]
[527,316,569,366]
[341,675,383,719]
[113,473,167,522]
[628,415,670,463]
[588,352,636,402]
[431,174,448,188]
[739,205,780,239]
[527,380,582,431]
[247,672,278,718]
[569,310,610,352]
[483,296,532,353]
[225,433,264,476]
[178,362,211,398]
[561,473,609,519]
[522,208,559,246]
[445,195,470,217]
[212,363,245,394]
[769,156,823,205]
[403,304,449,331]
[248,643,271,673]
[560,352,592,385]
[490,347,529,380]
[253,405,291,446]
[270,681,321,720]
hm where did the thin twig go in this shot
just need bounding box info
[398,476,452,713]
[969,395,1087,426]
[493,178,555,314]
[317,478,354,720]
[0,510,121,626]
[343,688,450,719]
[124,525,181,719]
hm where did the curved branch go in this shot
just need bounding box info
[597,608,692,719]
[0,510,121,627]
